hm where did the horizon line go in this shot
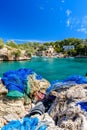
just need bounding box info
[3,38,55,43]
[2,37,86,43]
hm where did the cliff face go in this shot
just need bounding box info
[0,47,31,61]
[0,48,7,60]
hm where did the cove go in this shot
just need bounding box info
[0,57,87,82]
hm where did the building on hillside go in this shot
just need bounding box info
[45,46,55,56]
[63,45,74,51]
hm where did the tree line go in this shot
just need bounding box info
[0,38,87,57]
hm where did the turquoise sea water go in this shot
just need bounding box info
[0,57,87,82]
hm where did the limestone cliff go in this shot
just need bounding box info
[0,46,31,61]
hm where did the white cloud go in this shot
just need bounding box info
[76,16,87,34]
[69,18,80,28]
[82,16,87,26]
[66,19,71,27]
[66,20,70,27]
[66,9,72,17]
[65,15,87,34]
[77,28,87,34]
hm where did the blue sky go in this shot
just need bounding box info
[0,0,87,42]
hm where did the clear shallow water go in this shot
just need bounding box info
[0,57,87,82]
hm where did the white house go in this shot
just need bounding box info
[63,45,74,51]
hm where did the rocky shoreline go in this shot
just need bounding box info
[0,46,87,61]
[0,47,31,61]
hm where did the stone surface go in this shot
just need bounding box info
[0,76,50,128]
[0,46,31,61]
[48,84,87,130]
[1,77,87,130]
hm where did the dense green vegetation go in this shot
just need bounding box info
[40,38,87,56]
[34,38,87,56]
[11,50,21,58]
[0,38,87,57]
[18,42,39,55]
[6,41,18,49]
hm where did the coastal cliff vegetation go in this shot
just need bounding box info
[37,38,87,57]
[0,37,87,60]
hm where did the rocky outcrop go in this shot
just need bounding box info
[36,49,65,58]
[0,47,31,61]
[0,48,8,61]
